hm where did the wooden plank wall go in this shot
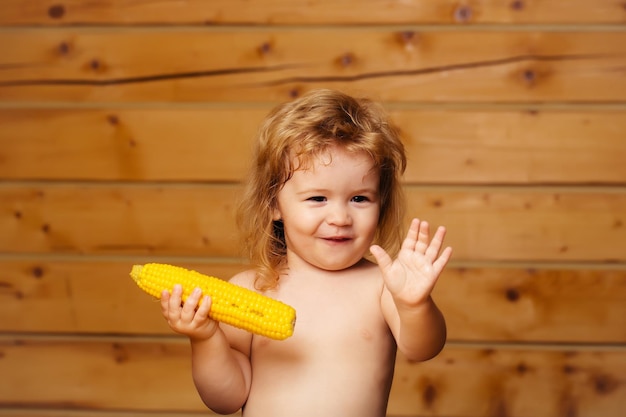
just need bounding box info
[0,1,625,416]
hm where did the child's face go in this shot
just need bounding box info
[273,145,380,272]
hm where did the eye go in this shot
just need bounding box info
[307,196,326,202]
[351,195,370,203]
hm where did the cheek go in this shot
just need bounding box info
[361,208,381,235]
[282,211,323,237]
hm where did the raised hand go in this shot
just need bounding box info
[161,284,219,341]
[370,218,452,307]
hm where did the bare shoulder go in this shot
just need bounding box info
[228,268,258,289]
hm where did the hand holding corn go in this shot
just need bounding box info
[130,263,296,340]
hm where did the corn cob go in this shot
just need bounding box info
[130,263,296,340]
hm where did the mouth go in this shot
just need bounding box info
[323,236,352,243]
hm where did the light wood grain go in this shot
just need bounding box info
[0,260,243,335]
[2,108,625,184]
[389,346,626,417]
[1,260,624,343]
[1,337,624,417]
[0,184,240,257]
[1,0,623,25]
[1,30,624,103]
[0,3,624,416]
[2,183,625,261]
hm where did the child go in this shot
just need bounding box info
[161,89,452,416]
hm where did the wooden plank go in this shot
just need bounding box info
[2,183,625,262]
[2,108,625,184]
[1,30,624,103]
[389,346,626,417]
[0,108,263,182]
[0,0,623,25]
[411,188,626,262]
[0,338,207,412]
[0,184,240,257]
[0,338,624,417]
[435,267,626,343]
[0,260,243,336]
[1,260,625,343]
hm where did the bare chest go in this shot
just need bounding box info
[253,273,394,360]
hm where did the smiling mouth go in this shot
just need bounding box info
[324,237,351,242]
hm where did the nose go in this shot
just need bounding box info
[326,203,352,226]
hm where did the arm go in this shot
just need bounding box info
[162,285,252,414]
[371,218,452,362]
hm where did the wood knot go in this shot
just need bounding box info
[453,5,473,22]
[522,68,538,86]
[338,52,355,67]
[288,88,300,99]
[87,59,109,74]
[107,114,119,125]
[593,374,619,395]
[422,383,437,407]
[505,288,520,302]
[523,69,536,81]
[58,42,71,55]
[399,31,416,42]
[397,31,419,49]
[510,0,525,10]
[258,41,272,56]
[48,4,66,19]
[112,343,129,364]
[563,364,577,374]
[516,362,530,374]
[32,266,44,279]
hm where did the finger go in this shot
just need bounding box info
[160,290,171,316]
[166,284,184,320]
[400,218,420,251]
[370,244,394,273]
[195,295,212,320]
[414,220,431,255]
[169,284,183,308]
[433,246,453,276]
[181,287,202,321]
[424,225,446,262]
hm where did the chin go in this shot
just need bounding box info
[314,257,362,271]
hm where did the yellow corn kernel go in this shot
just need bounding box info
[130,263,296,340]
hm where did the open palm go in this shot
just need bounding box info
[371,218,452,307]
